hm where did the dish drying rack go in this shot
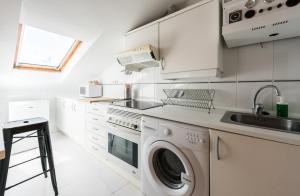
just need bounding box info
[161,89,216,113]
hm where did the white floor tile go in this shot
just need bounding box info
[112,183,144,196]
[3,132,132,196]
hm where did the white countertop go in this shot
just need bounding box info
[108,104,300,146]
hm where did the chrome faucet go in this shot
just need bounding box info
[253,85,281,115]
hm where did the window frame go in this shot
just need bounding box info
[13,24,82,72]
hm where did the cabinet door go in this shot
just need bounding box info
[63,100,73,135]
[55,98,64,131]
[210,130,300,196]
[71,102,86,146]
[160,0,220,74]
[125,23,159,58]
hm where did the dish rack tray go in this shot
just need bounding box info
[162,89,215,113]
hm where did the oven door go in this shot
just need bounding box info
[106,122,141,178]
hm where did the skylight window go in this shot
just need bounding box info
[14,24,81,72]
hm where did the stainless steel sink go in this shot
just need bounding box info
[221,111,300,134]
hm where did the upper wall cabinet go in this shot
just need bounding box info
[160,0,222,79]
[124,0,222,79]
[125,23,159,59]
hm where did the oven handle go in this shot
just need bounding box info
[106,122,141,144]
[110,135,115,148]
[106,122,141,136]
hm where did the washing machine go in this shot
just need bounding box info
[141,116,209,196]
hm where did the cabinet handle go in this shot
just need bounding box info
[73,104,77,112]
[92,118,98,121]
[160,58,165,71]
[92,136,99,141]
[216,136,220,160]
[91,146,99,151]
[93,108,99,111]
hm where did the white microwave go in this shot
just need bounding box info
[80,84,103,98]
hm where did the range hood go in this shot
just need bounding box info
[116,45,160,72]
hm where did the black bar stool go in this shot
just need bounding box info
[0,118,58,196]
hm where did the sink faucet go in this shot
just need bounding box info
[253,85,281,115]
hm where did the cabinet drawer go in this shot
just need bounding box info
[86,123,107,138]
[86,141,107,159]
[87,104,108,116]
[9,100,50,121]
[86,113,106,125]
[86,131,107,149]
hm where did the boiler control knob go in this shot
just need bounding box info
[163,128,172,136]
[199,139,206,144]
[245,0,257,9]
[264,0,274,3]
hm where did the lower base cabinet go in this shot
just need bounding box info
[55,98,85,146]
[210,129,300,196]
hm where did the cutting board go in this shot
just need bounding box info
[0,128,4,160]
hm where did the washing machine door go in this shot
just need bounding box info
[144,140,195,196]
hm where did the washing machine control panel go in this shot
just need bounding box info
[186,131,206,145]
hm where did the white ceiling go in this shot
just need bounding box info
[0,0,196,90]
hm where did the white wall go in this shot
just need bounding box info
[100,36,300,116]
[0,0,194,127]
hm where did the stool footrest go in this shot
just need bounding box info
[5,169,51,191]
[12,131,37,144]
[9,155,47,169]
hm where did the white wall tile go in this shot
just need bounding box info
[237,82,273,111]
[237,42,273,81]
[103,84,125,99]
[209,83,237,109]
[132,67,156,83]
[273,82,300,115]
[274,37,300,80]
[132,84,142,99]
[210,47,238,82]
[140,84,156,99]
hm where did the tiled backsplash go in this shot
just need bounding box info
[102,37,300,115]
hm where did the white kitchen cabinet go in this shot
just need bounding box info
[125,23,159,59]
[159,0,222,79]
[69,100,86,146]
[210,129,300,196]
[85,104,108,160]
[55,98,86,146]
[55,98,66,131]
[9,100,50,121]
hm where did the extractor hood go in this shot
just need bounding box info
[116,45,160,73]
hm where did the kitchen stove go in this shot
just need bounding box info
[105,100,163,183]
[112,99,163,110]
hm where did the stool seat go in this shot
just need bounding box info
[3,118,48,134]
[0,118,58,196]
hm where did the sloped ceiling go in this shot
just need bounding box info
[0,0,194,90]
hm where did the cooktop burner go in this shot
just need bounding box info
[112,100,163,110]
